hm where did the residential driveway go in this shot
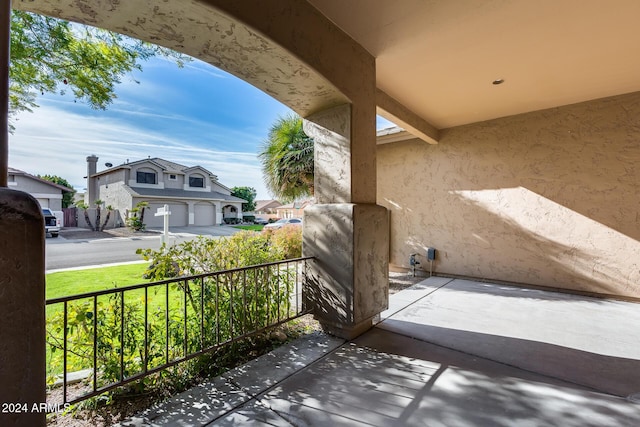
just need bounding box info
[45,226,243,271]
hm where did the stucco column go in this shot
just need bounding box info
[1,2,45,425]
[0,194,46,426]
[187,201,195,226]
[303,104,389,339]
[85,155,98,205]
[214,201,223,225]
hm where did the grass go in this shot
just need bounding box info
[233,224,264,231]
[46,263,149,300]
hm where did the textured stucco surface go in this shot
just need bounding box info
[0,189,45,426]
[304,105,352,204]
[378,92,640,298]
[303,203,388,337]
[15,0,348,117]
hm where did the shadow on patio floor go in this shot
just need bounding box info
[120,277,640,426]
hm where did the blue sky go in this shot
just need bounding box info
[9,55,395,200]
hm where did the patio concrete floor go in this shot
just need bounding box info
[121,277,640,426]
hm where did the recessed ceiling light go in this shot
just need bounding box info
[492,78,505,85]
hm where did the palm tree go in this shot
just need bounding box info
[259,114,314,202]
[75,200,95,231]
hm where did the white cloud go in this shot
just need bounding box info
[8,103,272,199]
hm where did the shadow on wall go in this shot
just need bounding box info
[377,92,640,298]
[303,211,354,324]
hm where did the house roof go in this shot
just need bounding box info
[255,200,282,211]
[124,186,247,203]
[92,157,217,180]
[8,167,74,192]
[376,126,413,145]
[277,200,314,210]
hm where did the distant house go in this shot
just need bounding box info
[85,156,246,228]
[254,199,282,220]
[275,199,313,219]
[8,167,73,211]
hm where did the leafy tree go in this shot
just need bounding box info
[38,174,75,207]
[9,10,189,131]
[231,186,257,212]
[259,114,314,202]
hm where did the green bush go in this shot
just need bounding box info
[46,230,303,399]
[270,226,302,259]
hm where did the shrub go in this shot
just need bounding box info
[126,202,148,231]
[46,230,303,400]
[269,226,302,259]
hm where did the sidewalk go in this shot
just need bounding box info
[58,227,161,241]
[118,277,640,426]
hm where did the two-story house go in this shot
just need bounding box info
[86,155,246,228]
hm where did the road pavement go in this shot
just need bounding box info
[45,226,242,271]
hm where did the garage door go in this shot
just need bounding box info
[36,198,49,208]
[146,202,188,227]
[194,202,215,226]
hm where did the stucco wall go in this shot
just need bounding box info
[12,176,63,210]
[164,173,184,189]
[76,208,121,229]
[98,183,130,208]
[211,182,231,195]
[377,92,640,298]
[13,176,58,194]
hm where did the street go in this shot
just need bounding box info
[45,226,241,271]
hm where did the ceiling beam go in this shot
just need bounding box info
[376,89,439,144]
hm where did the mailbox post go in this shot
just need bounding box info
[154,204,171,245]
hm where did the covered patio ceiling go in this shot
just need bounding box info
[310,0,640,130]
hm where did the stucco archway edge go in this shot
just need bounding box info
[14,0,358,116]
[16,0,378,202]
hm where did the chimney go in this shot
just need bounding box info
[86,155,98,205]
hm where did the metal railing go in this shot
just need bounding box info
[45,257,312,405]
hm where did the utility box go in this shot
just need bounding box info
[427,247,436,261]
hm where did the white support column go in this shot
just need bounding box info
[187,201,195,225]
[214,201,223,225]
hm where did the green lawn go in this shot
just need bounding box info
[233,224,264,231]
[46,262,149,300]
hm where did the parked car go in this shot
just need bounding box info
[42,208,60,238]
[263,218,302,231]
[254,218,268,225]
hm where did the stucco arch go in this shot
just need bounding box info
[13,0,352,117]
[14,0,378,202]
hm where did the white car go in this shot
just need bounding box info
[42,208,61,238]
[263,218,303,230]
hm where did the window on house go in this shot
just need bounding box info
[169,174,177,180]
[136,171,156,184]
[189,176,204,188]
